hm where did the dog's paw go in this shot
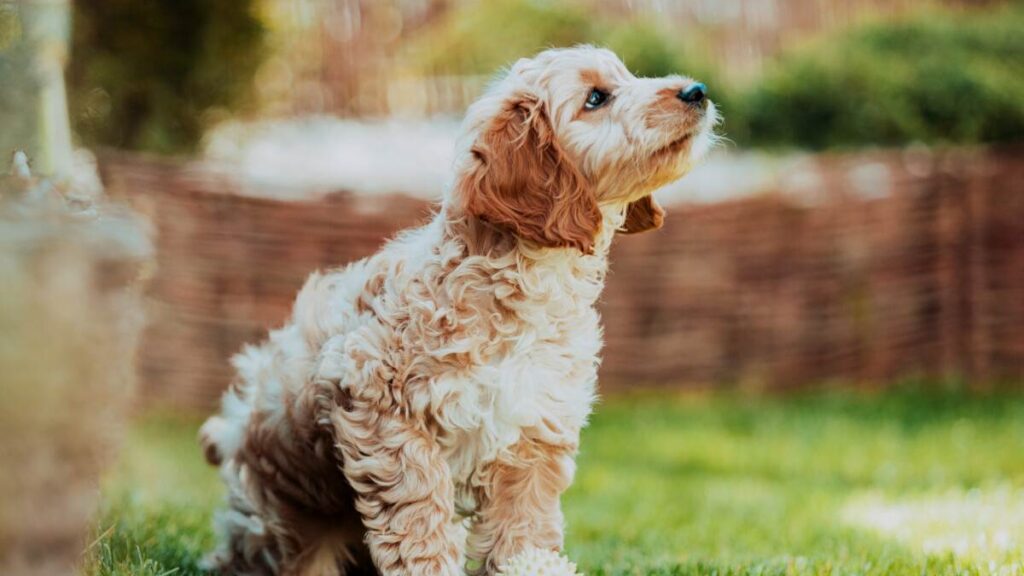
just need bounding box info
[496,548,581,576]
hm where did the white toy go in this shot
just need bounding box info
[496,548,582,576]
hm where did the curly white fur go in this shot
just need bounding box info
[199,46,717,576]
[496,548,581,576]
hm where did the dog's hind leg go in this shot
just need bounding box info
[203,425,377,576]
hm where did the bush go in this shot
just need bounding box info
[410,0,592,76]
[68,0,264,154]
[407,0,716,84]
[603,19,695,79]
[734,7,1024,149]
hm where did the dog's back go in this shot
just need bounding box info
[199,254,387,574]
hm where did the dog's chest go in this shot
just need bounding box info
[427,303,602,514]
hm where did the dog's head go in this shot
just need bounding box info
[450,45,719,254]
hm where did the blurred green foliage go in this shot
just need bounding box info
[63,0,1024,153]
[734,6,1024,149]
[410,1,1024,150]
[68,0,264,154]
[411,0,590,75]
[408,0,718,83]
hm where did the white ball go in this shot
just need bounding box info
[496,548,582,576]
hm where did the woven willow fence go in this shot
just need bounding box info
[100,147,1024,409]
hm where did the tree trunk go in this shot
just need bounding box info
[0,0,72,179]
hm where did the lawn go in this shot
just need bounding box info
[86,387,1024,575]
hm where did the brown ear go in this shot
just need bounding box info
[459,93,601,253]
[621,195,665,234]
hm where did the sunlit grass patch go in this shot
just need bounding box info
[842,487,1024,566]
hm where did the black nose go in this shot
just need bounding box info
[678,82,707,106]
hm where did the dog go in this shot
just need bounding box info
[199,45,718,576]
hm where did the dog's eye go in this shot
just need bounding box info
[584,88,609,110]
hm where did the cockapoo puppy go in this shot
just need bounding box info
[199,45,718,576]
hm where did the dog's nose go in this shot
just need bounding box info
[678,82,707,107]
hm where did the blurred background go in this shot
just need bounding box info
[1,1,1023,575]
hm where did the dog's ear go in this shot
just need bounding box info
[620,195,665,234]
[458,92,602,253]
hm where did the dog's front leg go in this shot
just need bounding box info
[332,397,463,576]
[467,439,577,575]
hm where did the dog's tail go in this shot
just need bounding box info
[198,416,230,466]
[198,386,251,466]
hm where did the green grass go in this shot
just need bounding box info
[85,387,1024,575]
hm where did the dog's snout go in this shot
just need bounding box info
[678,82,707,107]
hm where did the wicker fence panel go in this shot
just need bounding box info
[100,148,1024,409]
